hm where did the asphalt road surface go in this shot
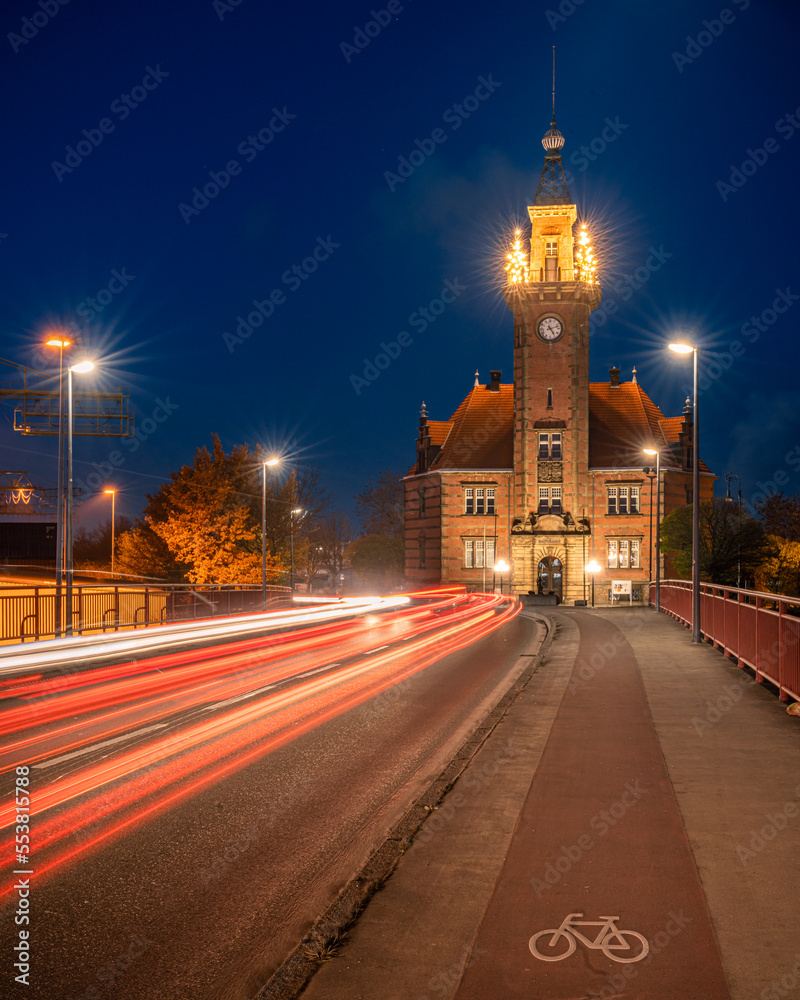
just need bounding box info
[0,594,538,1000]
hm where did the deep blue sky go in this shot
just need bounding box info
[2,0,798,530]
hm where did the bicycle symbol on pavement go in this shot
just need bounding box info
[529,913,649,964]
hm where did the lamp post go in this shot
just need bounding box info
[725,472,743,588]
[494,559,509,594]
[46,336,71,637]
[669,342,701,642]
[262,457,280,610]
[65,360,94,636]
[643,448,662,611]
[290,508,303,592]
[103,489,116,576]
[585,559,601,607]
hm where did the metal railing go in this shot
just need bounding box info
[0,583,293,645]
[657,580,800,703]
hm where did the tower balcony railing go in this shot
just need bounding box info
[656,579,800,704]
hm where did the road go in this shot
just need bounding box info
[0,591,539,1000]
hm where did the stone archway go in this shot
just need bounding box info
[537,554,563,601]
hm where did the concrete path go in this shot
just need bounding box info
[301,607,800,1000]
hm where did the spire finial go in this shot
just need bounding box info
[474,369,480,387]
[420,400,428,419]
[632,366,638,384]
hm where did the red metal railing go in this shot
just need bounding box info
[0,583,293,645]
[657,580,800,703]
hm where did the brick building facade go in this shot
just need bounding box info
[403,113,714,605]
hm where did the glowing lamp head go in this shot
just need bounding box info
[585,560,601,574]
[669,343,694,355]
[103,489,116,495]
[46,337,71,349]
[494,560,509,573]
[643,448,658,457]
[265,458,279,467]
[70,361,94,373]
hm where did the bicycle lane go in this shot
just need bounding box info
[453,609,732,1000]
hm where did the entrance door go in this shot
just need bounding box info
[537,556,563,600]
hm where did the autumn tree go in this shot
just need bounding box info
[355,469,404,537]
[660,499,773,585]
[114,521,187,582]
[753,492,800,595]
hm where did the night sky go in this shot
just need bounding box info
[2,0,799,531]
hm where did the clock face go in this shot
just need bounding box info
[537,315,564,342]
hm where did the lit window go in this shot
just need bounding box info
[607,487,618,515]
[619,540,629,568]
[607,539,641,569]
[464,488,474,515]
[631,540,640,568]
[487,539,496,566]
[464,538,494,568]
[545,240,558,256]
[607,540,618,568]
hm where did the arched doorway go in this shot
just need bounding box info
[537,555,563,601]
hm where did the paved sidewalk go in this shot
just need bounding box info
[302,607,800,1000]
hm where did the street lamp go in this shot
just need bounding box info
[669,341,701,642]
[493,559,509,594]
[103,489,116,577]
[290,508,303,593]
[643,447,662,611]
[585,559,601,607]
[46,335,71,637]
[262,457,280,610]
[725,472,743,588]
[65,360,95,636]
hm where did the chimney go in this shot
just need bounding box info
[609,366,621,387]
[489,370,501,393]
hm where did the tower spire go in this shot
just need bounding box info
[534,46,572,206]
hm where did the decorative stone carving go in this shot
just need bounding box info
[538,461,563,483]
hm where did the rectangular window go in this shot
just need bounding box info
[619,487,628,516]
[631,540,640,568]
[486,539,496,566]
[486,488,496,515]
[551,433,562,460]
[475,488,485,515]
[538,486,549,514]
[607,487,618,515]
[538,433,549,460]
[607,540,618,569]
[465,538,495,569]
[464,488,474,515]
[551,486,562,514]
[545,240,558,256]
[619,540,630,568]
[630,487,640,514]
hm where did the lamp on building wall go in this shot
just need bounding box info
[585,559,601,607]
[65,360,95,636]
[643,448,662,612]
[669,342,701,642]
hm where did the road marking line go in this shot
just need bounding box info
[34,724,169,768]
[202,663,344,711]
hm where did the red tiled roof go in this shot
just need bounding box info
[429,385,514,471]
[416,379,709,474]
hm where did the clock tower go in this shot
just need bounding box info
[503,111,601,600]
